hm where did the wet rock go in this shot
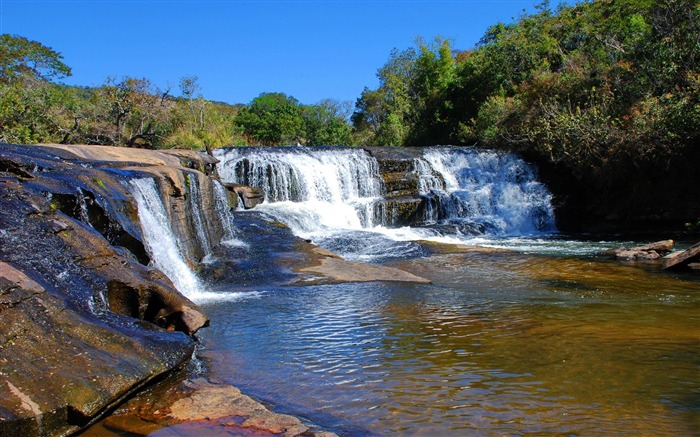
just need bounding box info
[603,240,675,260]
[372,196,427,227]
[89,374,337,437]
[297,245,431,284]
[0,143,214,435]
[227,184,264,209]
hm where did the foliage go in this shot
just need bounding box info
[352,38,458,146]
[0,34,71,84]
[235,92,304,146]
[354,0,700,202]
[0,34,351,149]
[234,92,355,146]
[302,99,353,146]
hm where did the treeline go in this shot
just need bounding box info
[353,0,700,201]
[0,35,352,149]
[3,0,699,176]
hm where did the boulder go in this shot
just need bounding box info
[226,183,264,209]
[92,374,338,437]
[602,239,675,260]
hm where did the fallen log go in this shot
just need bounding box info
[663,241,700,270]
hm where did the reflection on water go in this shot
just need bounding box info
[199,253,700,436]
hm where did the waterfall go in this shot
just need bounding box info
[213,180,248,248]
[415,148,556,235]
[129,178,205,300]
[216,147,384,235]
[217,147,383,203]
[186,173,213,257]
[215,146,556,259]
[130,177,256,303]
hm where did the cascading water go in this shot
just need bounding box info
[216,147,384,234]
[186,173,213,257]
[213,180,248,247]
[130,177,259,303]
[415,148,556,235]
[129,178,205,300]
[215,146,557,260]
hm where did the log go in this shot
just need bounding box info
[663,241,700,270]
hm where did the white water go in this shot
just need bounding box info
[129,178,247,303]
[215,147,562,259]
[213,181,249,248]
[415,148,556,235]
[186,173,213,257]
[217,147,384,232]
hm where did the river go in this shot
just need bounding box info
[149,147,700,435]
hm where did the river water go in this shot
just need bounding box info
[186,147,700,436]
[116,147,700,436]
[197,247,699,436]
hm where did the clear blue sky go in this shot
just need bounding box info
[2,0,548,105]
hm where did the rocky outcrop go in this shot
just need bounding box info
[0,143,214,435]
[90,371,337,437]
[225,183,264,209]
[297,245,431,284]
[364,147,431,227]
[603,240,675,260]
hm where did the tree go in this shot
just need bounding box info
[352,39,459,146]
[0,34,77,144]
[84,77,171,147]
[303,99,353,146]
[0,34,71,84]
[235,93,303,145]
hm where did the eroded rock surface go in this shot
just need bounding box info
[0,143,212,436]
[84,372,337,437]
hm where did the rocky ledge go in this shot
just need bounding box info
[1,143,416,436]
[0,143,218,436]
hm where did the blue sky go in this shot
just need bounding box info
[2,0,548,105]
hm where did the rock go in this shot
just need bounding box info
[603,239,674,260]
[298,247,431,284]
[663,241,700,270]
[632,240,675,252]
[373,196,427,227]
[0,143,214,436]
[225,183,264,209]
[95,375,337,437]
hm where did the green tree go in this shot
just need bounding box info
[83,76,171,147]
[0,34,71,84]
[235,93,303,145]
[0,34,77,144]
[302,99,353,146]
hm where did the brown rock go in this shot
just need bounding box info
[229,184,264,209]
[603,239,674,260]
[300,255,431,283]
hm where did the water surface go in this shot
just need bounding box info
[199,251,700,436]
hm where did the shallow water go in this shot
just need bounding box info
[199,251,700,436]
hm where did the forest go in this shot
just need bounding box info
[1,0,699,228]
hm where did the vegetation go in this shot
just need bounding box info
[0,35,353,148]
[2,0,699,223]
[353,0,700,223]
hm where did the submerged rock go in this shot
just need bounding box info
[84,371,338,437]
